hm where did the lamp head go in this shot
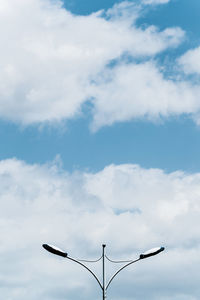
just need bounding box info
[42,244,68,258]
[140,247,165,259]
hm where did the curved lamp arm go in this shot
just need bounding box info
[42,244,103,290]
[106,258,140,290]
[106,246,165,290]
[67,256,103,290]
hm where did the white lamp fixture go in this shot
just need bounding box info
[42,244,68,257]
[140,247,165,259]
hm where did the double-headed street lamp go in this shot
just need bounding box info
[42,243,164,300]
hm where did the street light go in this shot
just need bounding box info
[42,243,164,300]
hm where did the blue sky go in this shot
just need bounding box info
[0,0,200,174]
[1,0,200,299]
[2,117,200,173]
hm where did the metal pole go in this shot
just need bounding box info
[102,244,106,300]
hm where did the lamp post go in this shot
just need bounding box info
[42,243,164,300]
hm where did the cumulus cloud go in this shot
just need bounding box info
[178,46,200,75]
[0,0,184,126]
[1,158,200,299]
[91,61,200,130]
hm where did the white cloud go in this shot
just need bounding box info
[0,0,184,126]
[91,61,200,130]
[142,0,170,5]
[1,158,200,299]
[178,46,200,75]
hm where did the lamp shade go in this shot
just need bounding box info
[140,247,164,259]
[42,244,68,257]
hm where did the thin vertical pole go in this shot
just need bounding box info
[102,244,106,300]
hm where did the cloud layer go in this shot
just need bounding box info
[1,158,200,299]
[0,0,188,128]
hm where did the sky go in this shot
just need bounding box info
[1,0,200,299]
